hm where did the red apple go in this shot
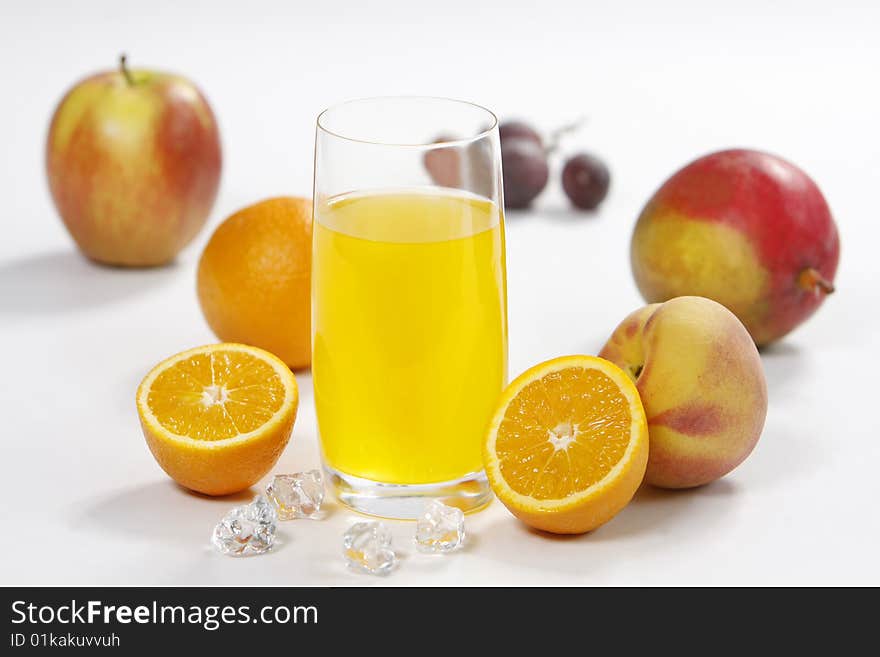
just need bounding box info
[46,55,221,266]
[631,149,840,345]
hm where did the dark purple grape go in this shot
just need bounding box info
[464,138,495,198]
[423,134,462,188]
[499,120,542,147]
[501,138,549,209]
[561,153,610,210]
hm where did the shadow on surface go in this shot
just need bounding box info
[501,208,535,221]
[759,340,806,395]
[533,206,603,222]
[76,480,256,542]
[480,479,739,574]
[0,250,179,316]
[737,422,822,492]
[504,206,605,224]
[589,479,739,542]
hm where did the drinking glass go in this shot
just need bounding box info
[312,97,507,518]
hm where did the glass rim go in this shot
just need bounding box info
[316,95,498,148]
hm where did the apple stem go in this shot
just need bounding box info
[545,116,587,155]
[119,53,135,86]
[798,267,835,295]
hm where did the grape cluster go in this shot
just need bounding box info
[499,119,609,211]
[501,138,549,209]
[424,119,610,213]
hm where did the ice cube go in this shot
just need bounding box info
[415,500,465,553]
[266,470,325,520]
[211,495,277,556]
[343,521,396,575]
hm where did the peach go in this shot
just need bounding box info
[599,296,767,488]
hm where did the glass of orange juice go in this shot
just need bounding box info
[312,97,507,518]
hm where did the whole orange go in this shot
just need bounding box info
[197,197,312,369]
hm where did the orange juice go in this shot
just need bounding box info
[312,191,507,484]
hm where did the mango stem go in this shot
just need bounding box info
[798,267,835,295]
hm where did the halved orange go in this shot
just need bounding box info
[136,343,298,496]
[483,355,648,534]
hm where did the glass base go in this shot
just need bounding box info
[323,464,493,519]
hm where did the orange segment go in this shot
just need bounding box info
[484,355,648,534]
[136,343,298,495]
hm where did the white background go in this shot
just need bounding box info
[2,0,878,586]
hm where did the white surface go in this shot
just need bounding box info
[2,0,879,586]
